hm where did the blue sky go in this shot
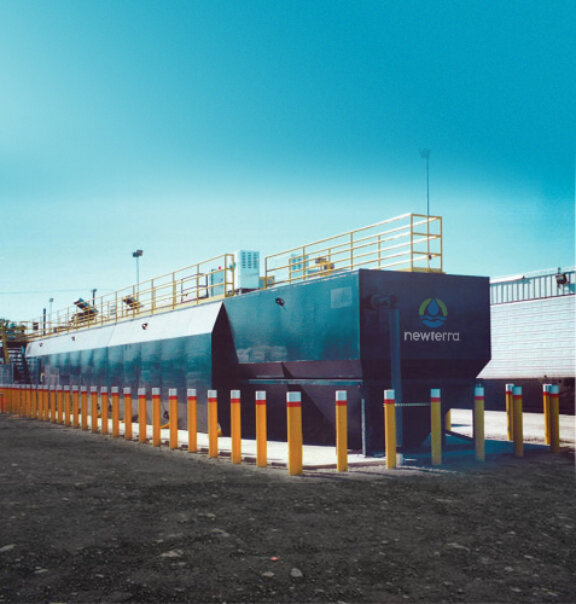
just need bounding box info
[0,0,574,322]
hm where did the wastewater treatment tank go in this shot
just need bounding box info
[22,214,491,452]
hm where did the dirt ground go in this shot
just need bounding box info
[0,415,575,604]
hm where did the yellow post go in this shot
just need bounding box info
[51,386,58,424]
[208,390,219,458]
[286,392,303,475]
[473,385,485,462]
[230,390,242,463]
[111,386,120,437]
[384,389,397,469]
[90,386,99,433]
[430,388,442,465]
[550,385,560,454]
[63,386,71,426]
[187,389,197,453]
[152,387,161,446]
[57,385,64,424]
[138,387,147,443]
[512,386,524,458]
[505,383,514,441]
[101,387,109,435]
[169,388,179,449]
[123,387,133,440]
[72,386,80,427]
[542,384,551,445]
[80,386,88,430]
[255,391,267,468]
[335,390,348,472]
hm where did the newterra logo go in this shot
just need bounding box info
[404,297,461,343]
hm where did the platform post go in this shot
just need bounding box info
[91,386,99,433]
[542,384,551,445]
[255,391,267,468]
[138,387,147,443]
[123,387,133,440]
[384,389,397,469]
[430,388,442,465]
[473,385,485,462]
[286,392,303,476]
[152,388,161,447]
[101,387,109,435]
[335,391,348,472]
[505,383,514,441]
[230,390,241,463]
[111,387,120,437]
[512,386,523,458]
[187,389,197,453]
[208,390,219,458]
[550,385,560,454]
[169,388,179,450]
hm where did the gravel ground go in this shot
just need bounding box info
[0,414,575,604]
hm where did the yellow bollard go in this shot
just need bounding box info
[57,385,64,424]
[230,390,242,463]
[430,388,442,466]
[51,386,58,424]
[335,390,348,472]
[169,388,179,450]
[72,386,80,428]
[111,386,120,437]
[90,386,99,432]
[542,384,551,445]
[152,387,161,447]
[286,392,303,475]
[550,385,560,454]
[208,390,219,458]
[63,386,71,426]
[187,389,197,453]
[31,385,37,419]
[80,386,88,430]
[505,383,514,441]
[473,385,485,462]
[512,386,524,458]
[123,387,133,440]
[138,387,147,443]
[101,387,109,435]
[255,391,267,468]
[384,390,397,469]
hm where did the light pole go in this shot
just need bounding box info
[420,149,431,216]
[132,250,143,289]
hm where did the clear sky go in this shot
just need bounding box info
[0,0,574,323]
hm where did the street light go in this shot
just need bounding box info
[420,149,431,216]
[132,250,143,288]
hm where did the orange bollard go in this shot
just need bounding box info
[111,386,120,437]
[230,390,242,463]
[123,387,133,440]
[430,388,442,466]
[384,389,397,469]
[550,385,560,454]
[542,384,551,445]
[473,385,485,462]
[72,386,80,428]
[57,386,64,424]
[138,387,147,443]
[101,387,109,435]
[255,391,267,468]
[505,383,514,441]
[80,386,88,430]
[187,389,197,453]
[0,390,4,413]
[63,386,71,425]
[152,387,161,447]
[512,386,524,458]
[286,392,303,475]
[51,386,58,423]
[169,388,179,449]
[208,390,219,458]
[31,385,37,419]
[335,391,348,472]
[91,386,100,433]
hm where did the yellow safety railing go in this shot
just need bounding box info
[264,213,442,287]
[26,254,235,340]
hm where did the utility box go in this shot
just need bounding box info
[234,250,260,291]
